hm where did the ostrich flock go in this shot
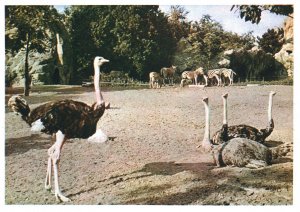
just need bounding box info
[7,56,287,202]
[149,65,236,88]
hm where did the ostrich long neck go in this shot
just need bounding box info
[268,93,274,123]
[94,65,103,105]
[204,100,210,142]
[223,96,228,125]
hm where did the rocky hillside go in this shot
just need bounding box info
[5,26,73,87]
[274,15,293,77]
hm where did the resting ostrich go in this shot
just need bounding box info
[201,97,272,168]
[7,56,109,202]
[212,91,276,145]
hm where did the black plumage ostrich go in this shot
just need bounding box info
[201,97,272,168]
[7,56,109,202]
[211,91,276,145]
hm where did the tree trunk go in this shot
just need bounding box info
[24,32,30,96]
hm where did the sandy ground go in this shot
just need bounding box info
[5,85,293,205]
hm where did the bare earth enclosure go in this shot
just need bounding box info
[5,85,293,205]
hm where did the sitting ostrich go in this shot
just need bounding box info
[201,97,272,168]
[212,91,276,145]
[7,56,109,202]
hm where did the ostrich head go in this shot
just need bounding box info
[270,91,276,97]
[222,93,228,98]
[94,56,109,68]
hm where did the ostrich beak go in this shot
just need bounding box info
[202,97,208,103]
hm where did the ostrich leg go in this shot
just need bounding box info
[48,130,70,202]
[45,156,52,190]
[45,133,57,190]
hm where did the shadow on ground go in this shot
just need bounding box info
[5,134,51,156]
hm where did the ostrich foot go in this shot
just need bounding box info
[55,190,71,202]
[88,129,108,143]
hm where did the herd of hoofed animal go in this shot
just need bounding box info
[149,66,237,88]
[7,56,288,202]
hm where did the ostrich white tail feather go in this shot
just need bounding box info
[31,119,45,132]
[88,129,108,143]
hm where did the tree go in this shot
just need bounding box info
[5,6,62,95]
[173,14,257,72]
[68,5,175,81]
[231,5,293,24]
[257,28,284,55]
[167,5,191,41]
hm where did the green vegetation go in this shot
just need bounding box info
[231,5,293,24]
[5,5,293,94]
[5,6,65,95]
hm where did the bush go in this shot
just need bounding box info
[5,71,17,87]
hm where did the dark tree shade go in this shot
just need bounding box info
[257,28,284,55]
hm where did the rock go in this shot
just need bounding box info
[283,16,293,42]
[218,58,230,67]
[274,43,293,77]
[5,25,73,87]
[274,15,293,77]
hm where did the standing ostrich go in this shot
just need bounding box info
[211,91,276,145]
[7,56,109,202]
[201,97,272,168]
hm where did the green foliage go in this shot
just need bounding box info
[231,5,293,24]
[167,5,191,42]
[5,6,65,95]
[68,5,176,81]
[173,15,256,71]
[5,6,62,53]
[227,49,287,81]
[257,28,284,55]
[6,5,290,86]
[5,70,17,87]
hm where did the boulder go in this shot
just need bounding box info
[274,15,293,77]
[274,43,293,77]
[5,24,73,87]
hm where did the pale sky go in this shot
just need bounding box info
[159,5,287,37]
[54,4,288,38]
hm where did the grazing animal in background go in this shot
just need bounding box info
[220,68,236,86]
[201,97,272,168]
[149,72,162,89]
[7,56,110,202]
[206,69,223,86]
[180,67,208,87]
[160,65,177,85]
[212,91,276,145]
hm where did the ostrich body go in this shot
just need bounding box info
[212,91,276,145]
[8,56,109,202]
[201,97,272,168]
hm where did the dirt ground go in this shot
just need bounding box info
[5,84,293,205]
